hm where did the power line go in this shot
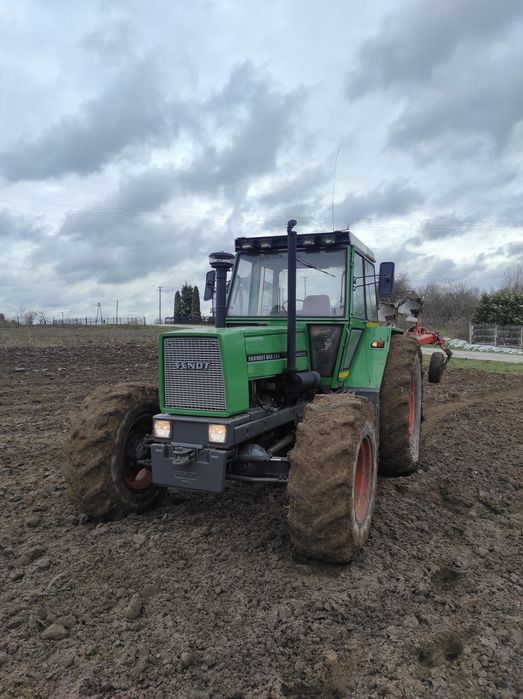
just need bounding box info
[0,199,522,230]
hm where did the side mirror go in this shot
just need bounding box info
[203,270,216,301]
[378,262,395,299]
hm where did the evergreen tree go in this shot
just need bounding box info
[473,292,493,323]
[473,291,523,325]
[174,290,181,319]
[180,282,193,318]
[191,285,202,322]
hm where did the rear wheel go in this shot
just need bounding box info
[65,383,162,518]
[428,351,445,383]
[288,393,378,563]
[379,334,422,476]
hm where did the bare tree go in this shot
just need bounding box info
[23,310,37,325]
[391,272,412,304]
[417,282,480,337]
[503,265,523,293]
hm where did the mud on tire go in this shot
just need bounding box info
[65,383,161,518]
[288,393,378,563]
[379,334,422,476]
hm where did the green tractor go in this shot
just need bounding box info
[66,220,422,563]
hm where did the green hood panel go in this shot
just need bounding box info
[158,325,309,417]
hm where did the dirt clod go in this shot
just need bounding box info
[41,624,69,640]
[124,593,143,621]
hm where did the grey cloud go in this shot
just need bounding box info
[35,216,209,285]
[0,209,45,243]
[257,166,328,208]
[422,258,457,279]
[347,0,523,97]
[37,62,308,285]
[57,165,180,246]
[346,0,523,156]
[373,242,493,286]
[81,19,139,66]
[507,241,523,259]
[388,50,523,151]
[419,214,473,241]
[374,237,423,268]
[333,182,423,226]
[262,201,324,233]
[33,176,200,284]
[177,63,308,196]
[0,57,182,182]
[112,167,178,214]
[391,252,510,289]
[501,195,523,228]
[256,165,329,232]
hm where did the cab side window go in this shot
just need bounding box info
[365,259,378,321]
[352,253,366,318]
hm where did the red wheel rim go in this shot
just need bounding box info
[354,436,373,524]
[122,416,153,492]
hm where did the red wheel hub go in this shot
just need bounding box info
[354,436,373,524]
[123,460,152,492]
[122,419,153,492]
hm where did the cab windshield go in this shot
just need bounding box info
[227,249,346,317]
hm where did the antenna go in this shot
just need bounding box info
[331,138,347,232]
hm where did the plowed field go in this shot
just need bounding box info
[1,327,521,698]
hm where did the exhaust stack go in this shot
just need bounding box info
[286,219,297,371]
[209,251,235,328]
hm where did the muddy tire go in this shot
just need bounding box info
[428,351,445,383]
[379,334,422,476]
[65,383,162,518]
[288,393,378,563]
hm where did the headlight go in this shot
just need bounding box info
[208,424,227,444]
[153,419,171,439]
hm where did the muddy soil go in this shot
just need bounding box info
[0,328,522,698]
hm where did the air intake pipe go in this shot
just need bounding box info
[285,219,320,400]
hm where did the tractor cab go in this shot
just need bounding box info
[227,229,378,323]
[218,229,393,391]
[228,233,347,319]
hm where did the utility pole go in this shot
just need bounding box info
[115,299,119,325]
[158,286,162,324]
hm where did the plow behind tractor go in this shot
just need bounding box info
[379,291,452,383]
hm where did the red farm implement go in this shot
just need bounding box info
[398,293,452,383]
[378,291,452,383]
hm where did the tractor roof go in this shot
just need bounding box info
[234,229,375,261]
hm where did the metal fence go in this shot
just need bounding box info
[51,317,147,326]
[470,323,523,349]
[163,316,214,325]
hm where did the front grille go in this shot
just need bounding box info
[163,336,226,411]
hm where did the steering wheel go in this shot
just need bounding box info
[281,298,304,311]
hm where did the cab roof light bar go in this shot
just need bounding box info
[235,230,351,253]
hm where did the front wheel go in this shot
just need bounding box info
[65,383,162,518]
[288,393,378,563]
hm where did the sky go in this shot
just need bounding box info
[1,0,522,322]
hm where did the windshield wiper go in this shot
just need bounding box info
[296,256,335,277]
